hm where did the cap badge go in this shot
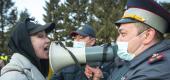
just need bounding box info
[78,27,83,30]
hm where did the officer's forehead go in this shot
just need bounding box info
[74,34,88,39]
[119,23,137,30]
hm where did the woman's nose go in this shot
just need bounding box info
[46,37,50,43]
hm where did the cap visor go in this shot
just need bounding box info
[70,31,78,37]
[31,23,55,34]
[70,31,88,37]
[115,18,138,26]
[44,23,55,33]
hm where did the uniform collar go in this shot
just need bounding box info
[115,57,126,68]
[129,40,170,69]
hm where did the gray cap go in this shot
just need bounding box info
[27,22,55,34]
[115,0,170,33]
[115,8,168,33]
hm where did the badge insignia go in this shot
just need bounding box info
[148,53,164,64]
[78,26,83,30]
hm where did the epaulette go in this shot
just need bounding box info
[148,53,164,64]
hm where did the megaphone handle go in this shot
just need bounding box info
[58,41,89,80]
[100,43,110,68]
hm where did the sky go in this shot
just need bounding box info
[158,0,170,2]
[13,0,49,24]
[13,0,170,25]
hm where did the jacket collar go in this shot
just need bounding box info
[11,53,33,69]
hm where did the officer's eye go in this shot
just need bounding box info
[118,29,127,37]
[75,35,86,39]
[79,36,86,39]
[120,33,127,37]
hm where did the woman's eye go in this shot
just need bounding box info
[37,34,44,38]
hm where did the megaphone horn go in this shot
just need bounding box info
[49,41,117,72]
[49,41,86,72]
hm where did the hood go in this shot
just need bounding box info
[7,19,53,77]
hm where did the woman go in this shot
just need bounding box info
[0,18,55,80]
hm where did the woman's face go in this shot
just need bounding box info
[31,31,50,59]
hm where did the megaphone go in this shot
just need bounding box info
[49,41,117,72]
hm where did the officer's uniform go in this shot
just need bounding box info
[51,65,81,80]
[108,40,170,80]
[108,0,170,80]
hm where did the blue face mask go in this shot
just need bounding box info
[116,41,135,61]
[73,41,86,48]
[116,29,148,61]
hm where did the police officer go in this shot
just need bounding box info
[86,0,170,80]
[51,24,97,80]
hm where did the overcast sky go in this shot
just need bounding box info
[158,0,170,2]
[13,0,170,24]
[13,0,49,24]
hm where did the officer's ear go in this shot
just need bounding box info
[143,28,156,44]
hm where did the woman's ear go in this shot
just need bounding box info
[143,28,156,44]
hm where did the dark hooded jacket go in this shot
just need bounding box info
[0,19,55,79]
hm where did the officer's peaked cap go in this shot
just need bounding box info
[115,0,170,33]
